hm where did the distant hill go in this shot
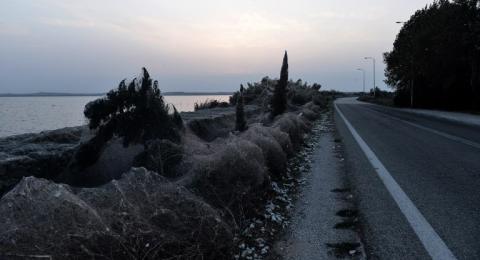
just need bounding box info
[0,92,233,97]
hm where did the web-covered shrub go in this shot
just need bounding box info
[75,68,183,168]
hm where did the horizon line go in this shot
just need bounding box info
[0,91,235,97]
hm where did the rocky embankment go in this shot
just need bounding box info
[0,101,327,259]
[0,126,86,196]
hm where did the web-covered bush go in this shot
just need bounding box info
[75,68,183,168]
[194,99,230,111]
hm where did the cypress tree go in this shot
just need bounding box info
[271,51,288,117]
[236,84,247,131]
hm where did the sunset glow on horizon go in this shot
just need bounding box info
[0,0,434,93]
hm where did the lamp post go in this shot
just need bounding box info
[396,21,414,108]
[357,68,366,94]
[364,57,376,97]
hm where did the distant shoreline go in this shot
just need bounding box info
[0,92,233,97]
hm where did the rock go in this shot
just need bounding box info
[0,126,86,196]
[67,137,144,186]
[0,167,233,259]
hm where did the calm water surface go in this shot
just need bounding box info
[0,95,229,137]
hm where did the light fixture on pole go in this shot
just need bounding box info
[364,57,376,97]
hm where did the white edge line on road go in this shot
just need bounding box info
[335,102,457,260]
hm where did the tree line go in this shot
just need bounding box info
[384,0,480,110]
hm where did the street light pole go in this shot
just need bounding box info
[364,57,376,97]
[357,68,366,94]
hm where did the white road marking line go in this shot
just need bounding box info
[335,102,457,260]
[366,106,480,150]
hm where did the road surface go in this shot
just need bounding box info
[335,97,480,260]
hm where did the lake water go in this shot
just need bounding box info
[0,95,230,137]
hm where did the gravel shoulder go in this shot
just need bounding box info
[275,111,365,259]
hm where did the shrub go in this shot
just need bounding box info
[74,68,183,169]
[0,168,233,259]
[229,72,321,110]
[304,102,322,113]
[268,126,294,156]
[270,51,289,117]
[188,138,268,218]
[241,124,287,177]
[291,91,311,105]
[313,93,330,109]
[301,108,319,121]
[229,77,275,106]
[194,99,230,111]
[187,115,234,142]
[273,113,309,147]
[312,83,322,91]
[132,139,183,178]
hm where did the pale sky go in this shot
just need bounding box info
[0,0,433,93]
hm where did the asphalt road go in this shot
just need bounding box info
[334,97,480,260]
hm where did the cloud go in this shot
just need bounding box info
[0,23,31,36]
[0,0,435,93]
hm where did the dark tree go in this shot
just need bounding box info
[270,51,289,117]
[384,0,480,110]
[235,84,247,131]
[75,68,183,168]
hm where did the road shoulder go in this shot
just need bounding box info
[275,111,365,259]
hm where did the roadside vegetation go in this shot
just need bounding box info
[270,51,289,117]
[76,68,183,168]
[0,52,334,259]
[384,0,480,110]
[235,85,248,132]
[194,99,230,111]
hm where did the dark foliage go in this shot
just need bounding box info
[187,117,233,142]
[75,68,183,168]
[384,0,480,110]
[289,80,322,105]
[172,106,184,130]
[194,99,230,111]
[133,139,183,178]
[230,77,322,109]
[229,77,276,106]
[271,51,289,117]
[235,85,248,131]
[312,93,330,109]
